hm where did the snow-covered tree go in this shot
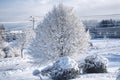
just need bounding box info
[30,4,90,63]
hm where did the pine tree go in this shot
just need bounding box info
[30,4,90,63]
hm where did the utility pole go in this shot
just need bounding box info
[29,16,42,30]
[30,16,35,30]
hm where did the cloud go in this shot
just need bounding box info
[0,0,52,21]
[64,0,120,16]
[0,0,120,21]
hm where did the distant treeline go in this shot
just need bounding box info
[98,19,120,27]
[83,19,120,38]
[83,19,120,29]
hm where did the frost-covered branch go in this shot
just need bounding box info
[30,4,90,63]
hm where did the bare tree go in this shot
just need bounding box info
[20,28,35,58]
[9,28,35,58]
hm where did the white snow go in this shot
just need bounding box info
[0,38,120,80]
[85,54,108,66]
[10,30,23,34]
[55,56,79,70]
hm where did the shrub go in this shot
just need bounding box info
[0,49,5,58]
[33,69,40,76]
[2,47,21,58]
[33,69,42,80]
[41,56,79,80]
[116,69,120,80]
[41,65,53,77]
[82,54,108,73]
[9,47,21,57]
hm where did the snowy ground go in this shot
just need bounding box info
[0,38,120,80]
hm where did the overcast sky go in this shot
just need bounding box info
[0,0,120,22]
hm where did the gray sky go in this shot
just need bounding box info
[0,0,120,22]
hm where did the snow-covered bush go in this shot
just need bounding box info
[8,29,35,58]
[33,69,42,80]
[8,47,21,57]
[33,69,41,76]
[41,56,79,80]
[116,69,120,80]
[5,34,17,42]
[0,49,5,58]
[0,28,35,58]
[30,4,90,63]
[82,54,108,73]
[41,65,53,77]
[2,47,21,58]
[3,47,10,58]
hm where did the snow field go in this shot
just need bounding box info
[0,39,120,80]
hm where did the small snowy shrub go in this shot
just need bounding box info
[116,69,120,80]
[3,47,21,58]
[41,66,53,77]
[5,34,17,42]
[8,47,21,57]
[33,69,40,76]
[3,47,9,58]
[0,49,5,58]
[33,69,42,80]
[82,54,108,73]
[41,56,79,80]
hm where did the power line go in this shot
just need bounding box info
[0,14,120,24]
[80,13,120,17]
[0,21,30,24]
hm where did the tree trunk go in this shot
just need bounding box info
[21,48,24,58]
